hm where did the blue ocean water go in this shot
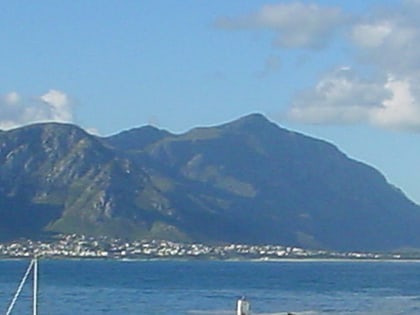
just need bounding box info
[0,259,420,315]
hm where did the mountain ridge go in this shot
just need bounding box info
[0,114,419,251]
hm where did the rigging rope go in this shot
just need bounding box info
[5,258,35,315]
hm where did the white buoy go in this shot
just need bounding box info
[236,297,251,315]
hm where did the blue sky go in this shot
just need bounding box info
[1,1,420,204]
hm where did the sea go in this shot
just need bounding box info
[0,259,420,315]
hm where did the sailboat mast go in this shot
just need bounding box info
[5,259,35,315]
[33,257,38,315]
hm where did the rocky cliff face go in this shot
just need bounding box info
[0,115,419,251]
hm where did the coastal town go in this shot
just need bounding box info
[0,234,406,260]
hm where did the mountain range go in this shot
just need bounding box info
[0,113,419,251]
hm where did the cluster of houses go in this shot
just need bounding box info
[0,234,401,260]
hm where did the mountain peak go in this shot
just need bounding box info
[228,113,271,127]
[218,113,286,137]
[104,125,172,151]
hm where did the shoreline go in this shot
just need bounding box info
[1,256,420,263]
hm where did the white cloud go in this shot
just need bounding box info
[40,90,73,122]
[289,68,390,124]
[351,22,392,48]
[370,78,420,131]
[289,68,420,131]
[0,90,74,130]
[285,1,420,132]
[216,2,345,49]
[351,19,420,76]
